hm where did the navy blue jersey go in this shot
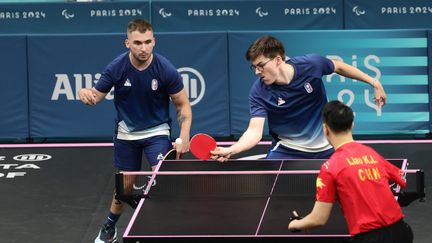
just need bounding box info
[95,52,183,132]
[249,54,334,152]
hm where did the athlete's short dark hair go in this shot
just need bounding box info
[245,35,285,61]
[322,100,354,133]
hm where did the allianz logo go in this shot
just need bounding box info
[13,154,52,162]
[52,67,206,106]
[178,67,205,106]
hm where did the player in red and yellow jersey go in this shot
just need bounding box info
[288,100,413,243]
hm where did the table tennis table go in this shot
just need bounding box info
[116,158,424,243]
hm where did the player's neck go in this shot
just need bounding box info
[331,134,354,150]
[130,53,153,71]
[278,63,294,85]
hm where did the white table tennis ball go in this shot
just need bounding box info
[175,138,183,144]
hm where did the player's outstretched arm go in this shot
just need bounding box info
[211,117,264,162]
[331,59,386,108]
[288,201,333,232]
[170,89,192,154]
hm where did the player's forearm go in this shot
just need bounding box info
[290,214,326,230]
[333,60,378,86]
[289,201,332,231]
[176,105,192,140]
[230,129,261,155]
[334,60,386,107]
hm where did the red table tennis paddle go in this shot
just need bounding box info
[190,133,217,160]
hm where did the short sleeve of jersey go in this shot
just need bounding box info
[96,70,113,93]
[303,54,335,77]
[316,161,337,203]
[158,55,183,95]
[249,79,267,117]
[95,53,127,93]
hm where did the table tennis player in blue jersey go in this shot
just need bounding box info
[211,35,386,162]
[78,19,192,243]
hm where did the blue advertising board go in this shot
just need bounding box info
[26,32,229,139]
[155,32,230,138]
[1,28,431,141]
[429,31,432,133]
[345,0,432,29]
[152,0,343,32]
[0,1,149,34]
[0,35,29,140]
[27,34,124,138]
[229,30,430,136]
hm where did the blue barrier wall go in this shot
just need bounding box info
[27,34,123,138]
[0,1,150,33]
[0,35,28,140]
[157,32,230,138]
[345,0,432,29]
[1,0,431,34]
[0,0,431,140]
[0,29,431,140]
[151,0,343,32]
[429,31,432,133]
[24,32,230,140]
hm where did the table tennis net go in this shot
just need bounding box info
[115,170,423,200]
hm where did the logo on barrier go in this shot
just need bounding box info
[62,9,75,20]
[353,6,365,16]
[177,67,205,106]
[13,154,52,162]
[255,7,269,17]
[90,9,143,17]
[159,8,172,18]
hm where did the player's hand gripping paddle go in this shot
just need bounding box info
[289,210,303,232]
[190,133,217,160]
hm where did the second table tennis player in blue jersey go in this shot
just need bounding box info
[78,19,192,243]
[211,35,386,162]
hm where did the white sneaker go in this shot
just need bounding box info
[94,224,118,243]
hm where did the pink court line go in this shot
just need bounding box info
[124,234,350,238]
[218,140,432,146]
[0,143,113,148]
[255,161,284,235]
[123,160,164,238]
[123,198,145,237]
[1,139,432,148]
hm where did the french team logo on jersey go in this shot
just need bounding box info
[151,79,158,91]
[124,78,131,87]
[304,82,313,93]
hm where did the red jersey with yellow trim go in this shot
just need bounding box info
[316,141,406,236]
